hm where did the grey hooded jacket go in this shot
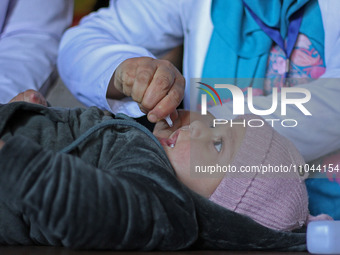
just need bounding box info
[0,102,306,251]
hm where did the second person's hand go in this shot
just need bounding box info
[107,57,185,123]
[9,89,48,106]
[0,139,4,150]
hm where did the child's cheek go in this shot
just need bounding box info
[174,143,190,162]
[168,142,191,172]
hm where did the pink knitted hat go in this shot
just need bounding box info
[209,115,310,231]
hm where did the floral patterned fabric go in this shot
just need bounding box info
[203,33,326,104]
[264,33,325,94]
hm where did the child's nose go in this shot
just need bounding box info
[190,120,209,138]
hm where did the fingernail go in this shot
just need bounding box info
[148,114,158,123]
[140,107,148,114]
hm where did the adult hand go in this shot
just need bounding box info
[0,139,4,150]
[9,89,48,106]
[107,57,185,123]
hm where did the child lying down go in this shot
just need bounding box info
[0,90,327,250]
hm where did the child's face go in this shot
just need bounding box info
[153,111,246,197]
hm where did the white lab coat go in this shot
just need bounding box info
[0,0,73,103]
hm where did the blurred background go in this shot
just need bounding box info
[46,0,110,108]
[73,0,109,25]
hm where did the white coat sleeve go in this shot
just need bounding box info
[209,0,340,162]
[58,0,184,116]
[0,0,73,103]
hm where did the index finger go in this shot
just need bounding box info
[147,75,185,122]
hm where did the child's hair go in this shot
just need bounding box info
[209,115,309,231]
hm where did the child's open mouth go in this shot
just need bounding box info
[165,125,190,148]
[166,129,180,148]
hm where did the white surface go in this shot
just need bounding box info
[307,221,340,254]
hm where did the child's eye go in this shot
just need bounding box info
[213,139,223,153]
